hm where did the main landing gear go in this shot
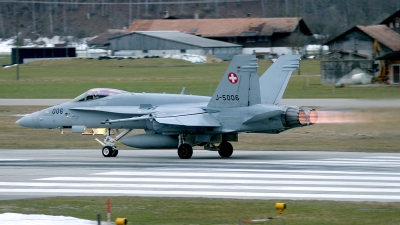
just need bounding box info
[218,142,233,157]
[96,129,132,157]
[177,143,193,159]
[177,134,234,159]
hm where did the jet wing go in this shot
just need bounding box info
[70,105,156,115]
[155,113,220,127]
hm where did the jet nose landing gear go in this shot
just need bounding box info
[97,128,133,157]
[102,146,119,157]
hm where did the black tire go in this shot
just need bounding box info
[178,143,193,159]
[111,150,119,157]
[218,142,233,157]
[102,146,114,157]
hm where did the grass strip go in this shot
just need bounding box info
[1,58,399,99]
[1,196,399,225]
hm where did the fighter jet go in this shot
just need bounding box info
[16,55,317,159]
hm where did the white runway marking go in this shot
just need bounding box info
[0,188,399,201]
[34,177,400,187]
[3,155,400,201]
[0,182,400,193]
[0,159,30,161]
[91,171,400,181]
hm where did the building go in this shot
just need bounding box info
[322,25,400,84]
[87,29,126,49]
[11,47,76,64]
[109,31,242,60]
[324,25,400,60]
[127,18,312,52]
[380,9,400,34]
[377,50,400,84]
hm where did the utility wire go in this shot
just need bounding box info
[0,0,259,4]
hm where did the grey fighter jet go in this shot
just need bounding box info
[16,55,317,159]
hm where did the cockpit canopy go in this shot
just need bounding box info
[72,88,127,102]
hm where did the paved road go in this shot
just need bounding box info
[1,98,399,108]
[1,149,400,202]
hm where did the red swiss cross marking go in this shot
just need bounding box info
[227,72,238,84]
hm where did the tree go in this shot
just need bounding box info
[48,2,53,35]
[0,4,6,37]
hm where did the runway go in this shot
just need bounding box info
[1,149,400,202]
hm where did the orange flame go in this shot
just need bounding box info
[315,111,369,124]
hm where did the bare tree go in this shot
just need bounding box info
[145,0,149,17]
[31,1,36,35]
[157,0,162,18]
[101,0,106,16]
[48,2,54,35]
[261,0,266,17]
[136,0,140,19]
[129,0,133,24]
[63,3,67,34]
[53,0,58,31]
[0,5,5,37]
[91,0,95,13]
[179,0,184,16]
[285,0,288,16]
[214,0,219,18]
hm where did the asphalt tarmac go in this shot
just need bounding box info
[1,149,400,202]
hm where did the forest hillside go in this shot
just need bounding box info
[0,0,399,45]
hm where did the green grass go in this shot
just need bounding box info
[0,54,11,65]
[1,196,399,225]
[0,57,399,99]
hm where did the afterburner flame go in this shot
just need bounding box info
[298,109,318,125]
[298,110,307,125]
[309,110,318,124]
[315,111,369,124]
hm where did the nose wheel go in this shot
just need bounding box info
[102,146,119,157]
[96,128,132,158]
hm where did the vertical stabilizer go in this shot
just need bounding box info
[259,55,301,105]
[207,55,260,108]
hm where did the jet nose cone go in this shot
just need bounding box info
[15,112,40,128]
[15,118,21,125]
[15,115,30,127]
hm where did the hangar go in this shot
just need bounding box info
[109,31,242,60]
[126,18,312,49]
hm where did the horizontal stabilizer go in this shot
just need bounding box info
[259,55,301,105]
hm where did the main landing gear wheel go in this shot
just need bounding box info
[102,146,117,157]
[218,142,233,157]
[178,143,193,159]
